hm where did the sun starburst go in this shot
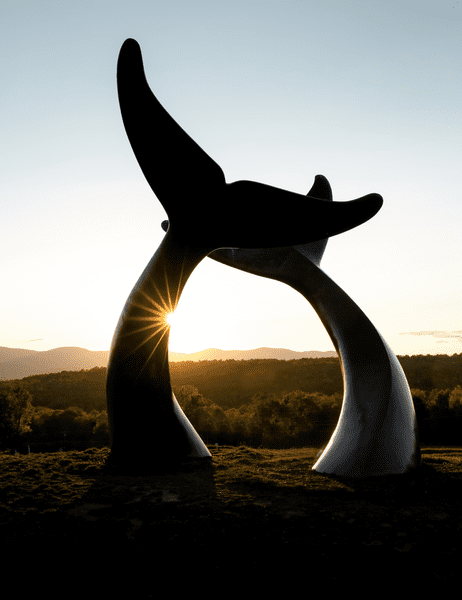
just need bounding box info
[118,259,186,378]
[165,311,175,327]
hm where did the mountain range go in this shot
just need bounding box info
[0,346,337,381]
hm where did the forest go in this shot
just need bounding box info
[1,354,462,452]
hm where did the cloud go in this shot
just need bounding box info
[399,331,462,343]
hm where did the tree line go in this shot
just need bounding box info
[1,354,462,451]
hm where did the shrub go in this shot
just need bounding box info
[0,384,35,449]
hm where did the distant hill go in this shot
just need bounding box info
[0,347,110,381]
[0,346,336,380]
[169,348,337,362]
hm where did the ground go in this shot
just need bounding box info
[1,445,461,597]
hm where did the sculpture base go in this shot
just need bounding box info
[313,452,422,478]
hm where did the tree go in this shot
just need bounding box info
[428,388,451,418]
[0,385,35,448]
[174,385,220,432]
[245,392,296,445]
[449,385,462,416]
[224,407,249,441]
[92,411,110,445]
[36,406,96,442]
[411,389,429,423]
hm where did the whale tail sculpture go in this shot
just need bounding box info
[116,38,383,249]
[208,175,421,477]
[106,38,385,470]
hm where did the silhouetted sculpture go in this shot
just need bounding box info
[208,175,421,477]
[106,38,383,468]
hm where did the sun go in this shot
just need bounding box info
[165,311,175,327]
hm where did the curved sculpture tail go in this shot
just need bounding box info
[207,175,421,477]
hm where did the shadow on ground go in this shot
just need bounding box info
[1,445,461,597]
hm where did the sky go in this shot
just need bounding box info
[1,0,461,357]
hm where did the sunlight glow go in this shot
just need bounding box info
[117,262,186,376]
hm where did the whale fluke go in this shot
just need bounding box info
[162,173,334,271]
[117,38,383,249]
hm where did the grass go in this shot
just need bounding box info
[1,444,461,597]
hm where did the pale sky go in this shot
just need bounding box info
[1,0,461,356]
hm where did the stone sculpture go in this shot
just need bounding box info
[106,38,383,468]
[207,175,421,476]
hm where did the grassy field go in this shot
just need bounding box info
[1,445,461,597]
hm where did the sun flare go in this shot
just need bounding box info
[165,311,175,327]
[120,261,224,358]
